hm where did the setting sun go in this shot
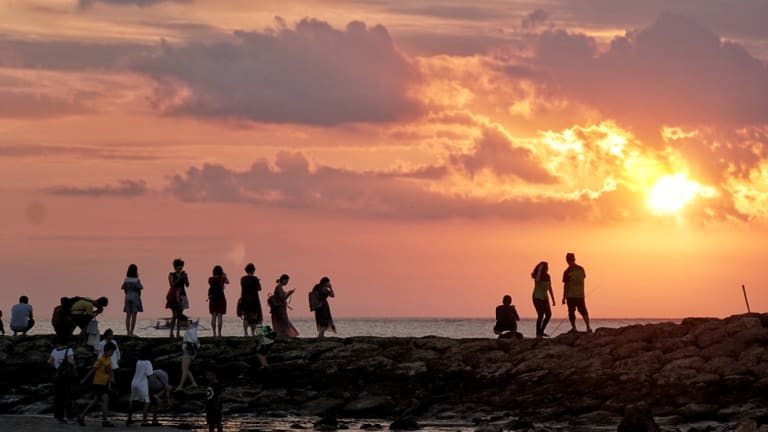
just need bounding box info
[648,174,709,214]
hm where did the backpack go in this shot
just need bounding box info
[308,290,323,312]
[267,294,281,311]
[55,348,77,381]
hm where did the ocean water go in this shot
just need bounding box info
[22,316,677,338]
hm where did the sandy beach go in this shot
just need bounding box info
[0,415,180,432]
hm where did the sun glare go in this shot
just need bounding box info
[648,174,707,214]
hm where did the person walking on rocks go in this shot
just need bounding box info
[147,369,172,425]
[127,347,155,426]
[10,295,35,336]
[122,264,144,336]
[176,318,200,391]
[48,337,76,423]
[238,263,263,336]
[205,368,224,432]
[532,261,556,338]
[269,274,299,338]
[166,258,190,338]
[96,328,121,375]
[562,252,592,333]
[311,277,336,337]
[208,265,229,337]
[494,295,520,338]
[77,341,116,427]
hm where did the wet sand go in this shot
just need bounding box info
[0,415,180,431]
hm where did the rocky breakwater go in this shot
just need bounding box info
[1,314,768,429]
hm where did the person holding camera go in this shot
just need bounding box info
[166,259,190,338]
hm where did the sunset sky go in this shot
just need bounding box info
[1,0,767,322]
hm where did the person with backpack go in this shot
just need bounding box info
[207,265,229,337]
[238,263,263,336]
[531,261,556,338]
[310,277,336,337]
[122,264,144,337]
[48,337,77,423]
[269,274,299,339]
[166,258,190,338]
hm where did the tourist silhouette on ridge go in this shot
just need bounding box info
[494,295,521,339]
[532,261,556,338]
[562,252,592,333]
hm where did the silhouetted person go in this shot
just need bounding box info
[122,264,144,336]
[78,342,116,427]
[10,295,35,336]
[49,337,76,423]
[205,368,223,432]
[311,277,336,337]
[166,258,190,338]
[238,263,263,336]
[532,261,556,338]
[208,265,228,337]
[70,296,109,346]
[269,274,299,338]
[562,252,591,333]
[494,295,520,339]
[176,317,199,391]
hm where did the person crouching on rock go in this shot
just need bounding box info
[531,261,556,338]
[78,341,116,427]
[494,295,520,339]
[69,296,109,346]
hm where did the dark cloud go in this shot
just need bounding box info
[450,127,557,183]
[532,14,768,132]
[521,8,548,30]
[45,180,148,197]
[556,0,768,40]
[78,0,191,9]
[135,18,422,126]
[168,152,588,220]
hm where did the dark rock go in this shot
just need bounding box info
[360,423,383,430]
[314,415,338,431]
[389,417,421,430]
[618,404,660,432]
[291,423,309,429]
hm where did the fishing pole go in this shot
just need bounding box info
[549,286,600,336]
[742,285,751,313]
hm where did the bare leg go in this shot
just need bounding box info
[142,401,149,423]
[210,315,216,337]
[217,315,223,337]
[583,313,592,332]
[242,319,248,336]
[100,394,109,422]
[129,313,138,336]
[79,396,98,423]
[169,316,176,338]
[125,313,131,336]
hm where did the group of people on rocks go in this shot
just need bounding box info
[494,252,592,339]
[48,319,228,431]
[162,258,337,339]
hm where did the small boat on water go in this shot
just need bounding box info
[151,317,209,330]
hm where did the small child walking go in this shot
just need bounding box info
[205,368,223,432]
[78,342,116,427]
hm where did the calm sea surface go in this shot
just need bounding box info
[23,316,677,338]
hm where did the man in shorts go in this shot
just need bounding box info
[562,252,592,333]
[78,342,116,427]
[10,296,35,336]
